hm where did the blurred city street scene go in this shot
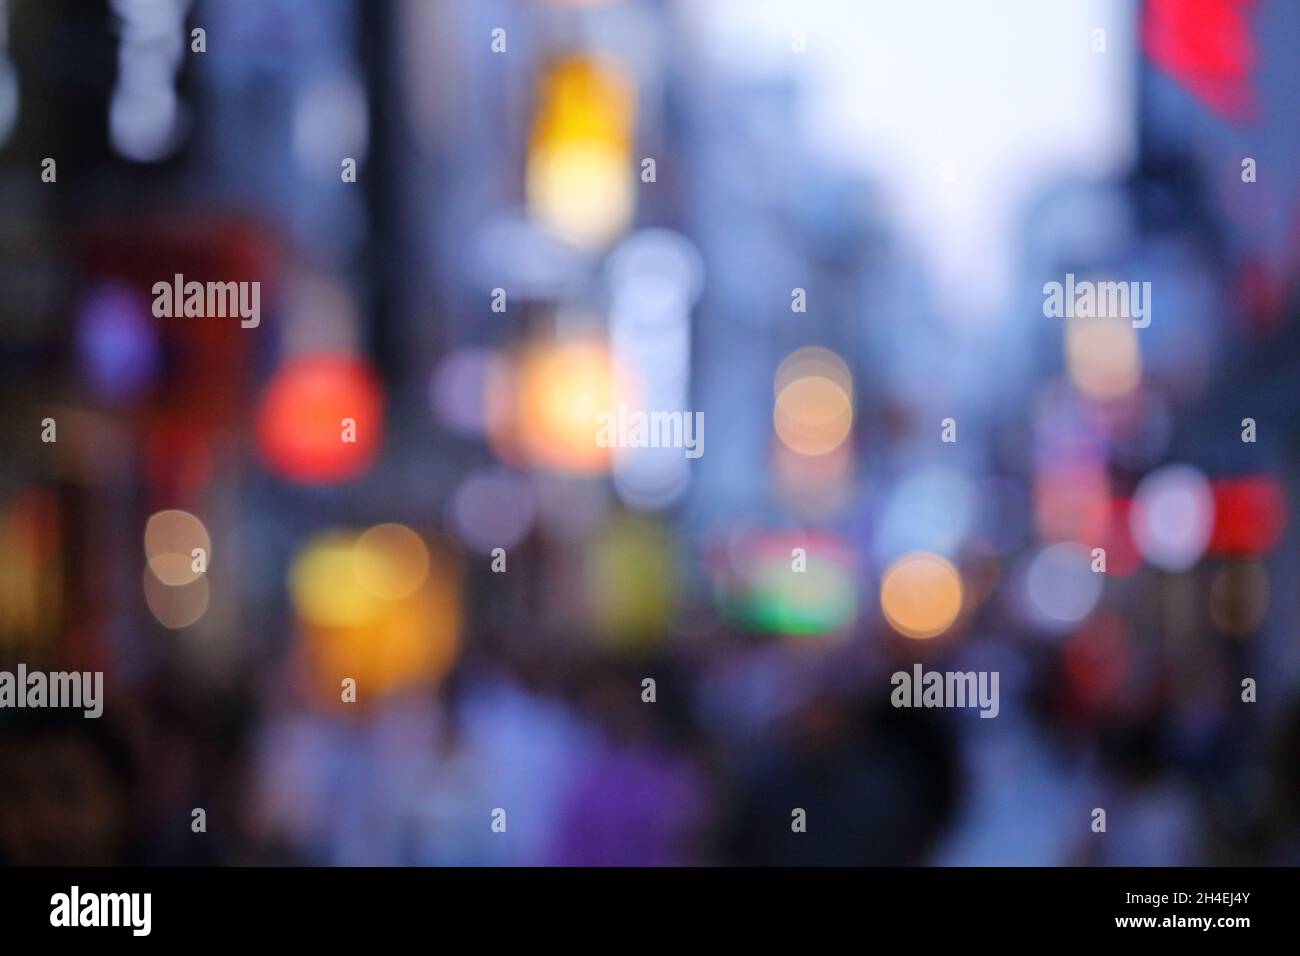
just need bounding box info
[1,0,1299,867]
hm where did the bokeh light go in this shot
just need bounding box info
[880,551,963,639]
[289,531,381,629]
[300,578,460,707]
[144,509,211,586]
[353,524,430,601]
[289,529,463,706]
[144,567,209,629]
[586,516,676,650]
[1209,476,1286,556]
[715,531,858,638]
[1066,316,1141,400]
[76,281,160,400]
[773,347,854,456]
[256,354,384,484]
[1023,542,1102,631]
[607,230,702,511]
[1130,463,1215,571]
[495,338,630,475]
[448,468,537,554]
[526,57,636,248]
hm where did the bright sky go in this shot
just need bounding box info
[683,0,1136,328]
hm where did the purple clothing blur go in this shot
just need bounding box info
[548,742,706,867]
